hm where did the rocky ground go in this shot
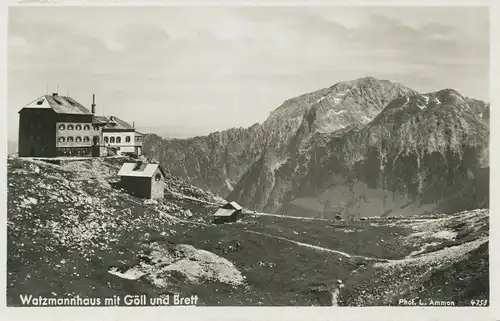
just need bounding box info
[338,209,489,306]
[7,156,489,306]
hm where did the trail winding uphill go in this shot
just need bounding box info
[246,230,387,261]
[249,211,330,221]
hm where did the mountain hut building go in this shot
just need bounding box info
[213,201,243,224]
[18,93,142,158]
[117,161,166,200]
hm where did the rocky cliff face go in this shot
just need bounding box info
[143,125,261,196]
[144,77,415,196]
[229,88,489,218]
[143,77,489,218]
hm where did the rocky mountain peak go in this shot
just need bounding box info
[143,78,488,218]
[291,77,417,137]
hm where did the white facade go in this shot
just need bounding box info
[102,131,142,155]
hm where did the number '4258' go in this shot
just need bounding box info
[470,299,488,306]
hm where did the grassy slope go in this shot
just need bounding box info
[7,158,175,304]
[7,157,489,306]
[7,157,354,306]
[244,215,413,259]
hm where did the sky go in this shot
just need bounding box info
[7,6,489,140]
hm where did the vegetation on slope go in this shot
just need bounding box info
[5,157,356,306]
[7,157,488,306]
[338,209,489,306]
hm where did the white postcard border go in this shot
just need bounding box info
[0,1,497,320]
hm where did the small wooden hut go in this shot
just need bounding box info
[213,201,243,224]
[117,161,166,200]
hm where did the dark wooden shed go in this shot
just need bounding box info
[117,161,166,200]
[213,201,243,224]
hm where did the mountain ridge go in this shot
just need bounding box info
[228,85,489,218]
[143,77,489,219]
[144,77,419,197]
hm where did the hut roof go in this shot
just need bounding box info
[214,208,237,217]
[223,201,243,210]
[117,162,166,178]
[20,94,92,115]
[93,115,135,130]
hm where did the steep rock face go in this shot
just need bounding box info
[307,77,417,134]
[229,88,489,218]
[259,77,416,155]
[143,77,488,219]
[143,77,416,197]
[143,124,261,196]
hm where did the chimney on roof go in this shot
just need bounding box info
[133,160,143,171]
[91,94,96,114]
[52,93,58,96]
[133,121,135,128]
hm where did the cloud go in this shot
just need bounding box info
[334,12,489,74]
[7,6,490,140]
[9,7,487,82]
[115,23,171,51]
[9,13,111,72]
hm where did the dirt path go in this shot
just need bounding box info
[168,191,222,207]
[250,212,330,222]
[245,230,387,262]
[131,201,388,262]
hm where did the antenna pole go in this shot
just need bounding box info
[46,84,48,94]
[91,94,96,114]
[57,84,59,94]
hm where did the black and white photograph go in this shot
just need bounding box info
[4,0,492,314]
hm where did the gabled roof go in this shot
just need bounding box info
[117,162,166,178]
[222,201,243,210]
[20,94,92,115]
[94,115,135,130]
[214,208,237,217]
[92,116,109,124]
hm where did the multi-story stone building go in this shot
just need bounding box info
[18,93,142,158]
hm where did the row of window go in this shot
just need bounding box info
[103,136,131,144]
[58,135,138,144]
[58,136,92,143]
[58,124,99,131]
